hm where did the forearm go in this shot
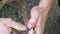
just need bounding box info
[37,0,55,27]
[38,0,54,10]
[35,0,54,34]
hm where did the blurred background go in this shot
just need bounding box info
[0,0,60,34]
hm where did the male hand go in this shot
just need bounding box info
[26,6,40,34]
[27,6,40,29]
[0,18,28,34]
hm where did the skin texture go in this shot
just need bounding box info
[26,6,40,34]
[0,0,54,34]
[27,28,34,34]
[27,0,54,34]
[35,0,54,34]
[0,18,28,34]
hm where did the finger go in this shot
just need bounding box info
[27,28,34,34]
[25,23,32,29]
[26,18,38,29]
[7,21,28,31]
[27,7,40,29]
[34,14,44,34]
[0,23,12,34]
[30,6,40,25]
[0,18,28,31]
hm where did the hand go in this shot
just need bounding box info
[26,6,40,34]
[0,18,28,34]
[26,6,40,29]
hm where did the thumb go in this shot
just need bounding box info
[6,20,28,31]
